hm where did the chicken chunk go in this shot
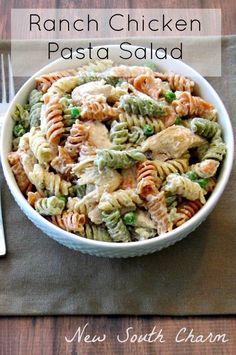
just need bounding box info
[72,80,113,105]
[85,121,112,149]
[141,125,206,159]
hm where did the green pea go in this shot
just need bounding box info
[185,171,198,181]
[143,124,154,136]
[175,117,182,125]
[70,107,81,118]
[123,212,136,226]
[165,90,176,103]
[197,178,209,188]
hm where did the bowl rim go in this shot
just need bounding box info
[1,44,234,251]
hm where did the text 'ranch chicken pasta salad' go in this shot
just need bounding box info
[8,60,226,242]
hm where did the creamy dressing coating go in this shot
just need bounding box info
[141,125,206,159]
[135,210,156,229]
[40,104,47,132]
[84,121,112,148]
[77,166,122,193]
[72,80,113,105]
[109,65,154,77]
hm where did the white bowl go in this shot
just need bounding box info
[1,45,234,258]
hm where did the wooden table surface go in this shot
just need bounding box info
[0,0,235,354]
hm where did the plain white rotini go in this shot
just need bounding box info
[77,59,114,74]
[109,65,154,78]
[29,127,57,164]
[98,189,143,212]
[29,164,71,196]
[47,76,79,96]
[164,173,206,204]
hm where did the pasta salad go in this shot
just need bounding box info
[8,60,226,242]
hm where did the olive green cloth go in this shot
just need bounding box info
[0,36,235,315]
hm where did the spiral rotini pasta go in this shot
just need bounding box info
[174,199,202,227]
[29,164,71,196]
[52,211,85,233]
[62,110,76,138]
[133,74,162,100]
[120,95,166,117]
[77,59,113,74]
[146,192,172,235]
[8,152,32,194]
[18,132,37,177]
[11,103,30,125]
[136,160,161,198]
[71,73,120,89]
[9,60,226,242]
[29,89,43,127]
[29,127,57,164]
[110,120,129,150]
[128,126,145,146]
[98,189,143,212]
[48,76,79,96]
[65,120,88,158]
[201,134,226,162]
[44,94,64,145]
[35,196,65,216]
[101,209,131,242]
[164,173,206,204]
[81,102,119,121]
[68,195,102,225]
[110,65,153,78]
[84,223,113,242]
[155,72,194,92]
[153,159,189,180]
[27,191,41,207]
[36,69,77,92]
[118,112,165,133]
[95,148,146,170]
[172,92,216,118]
[190,117,221,139]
